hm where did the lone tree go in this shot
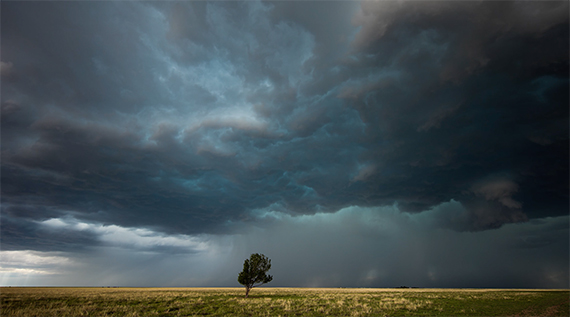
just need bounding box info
[237,253,273,298]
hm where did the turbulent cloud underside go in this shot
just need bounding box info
[1,1,568,288]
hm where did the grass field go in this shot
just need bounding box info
[1,287,568,316]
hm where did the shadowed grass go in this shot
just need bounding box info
[1,287,568,316]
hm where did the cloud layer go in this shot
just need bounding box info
[2,207,568,288]
[1,1,568,288]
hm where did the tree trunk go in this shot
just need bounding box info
[245,287,250,298]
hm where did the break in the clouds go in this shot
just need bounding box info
[1,1,568,288]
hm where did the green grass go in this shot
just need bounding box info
[1,287,568,316]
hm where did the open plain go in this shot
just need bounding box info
[1,287,568,316]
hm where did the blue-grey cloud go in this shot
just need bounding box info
[1,1,568,288]
[2,207,567,288]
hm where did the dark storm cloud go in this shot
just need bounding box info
[1,0,363,237]
[335,0,569,227]
[1,1,568,287]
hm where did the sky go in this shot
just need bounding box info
[1,0,568,288]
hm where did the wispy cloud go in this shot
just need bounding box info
[39,218,212,252]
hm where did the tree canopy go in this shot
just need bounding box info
[237,253,273,298]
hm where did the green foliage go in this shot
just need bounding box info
[237,253,273,297]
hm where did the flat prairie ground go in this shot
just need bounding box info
[1,287,568,317]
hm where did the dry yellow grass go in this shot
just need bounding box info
[1,287,568,316]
